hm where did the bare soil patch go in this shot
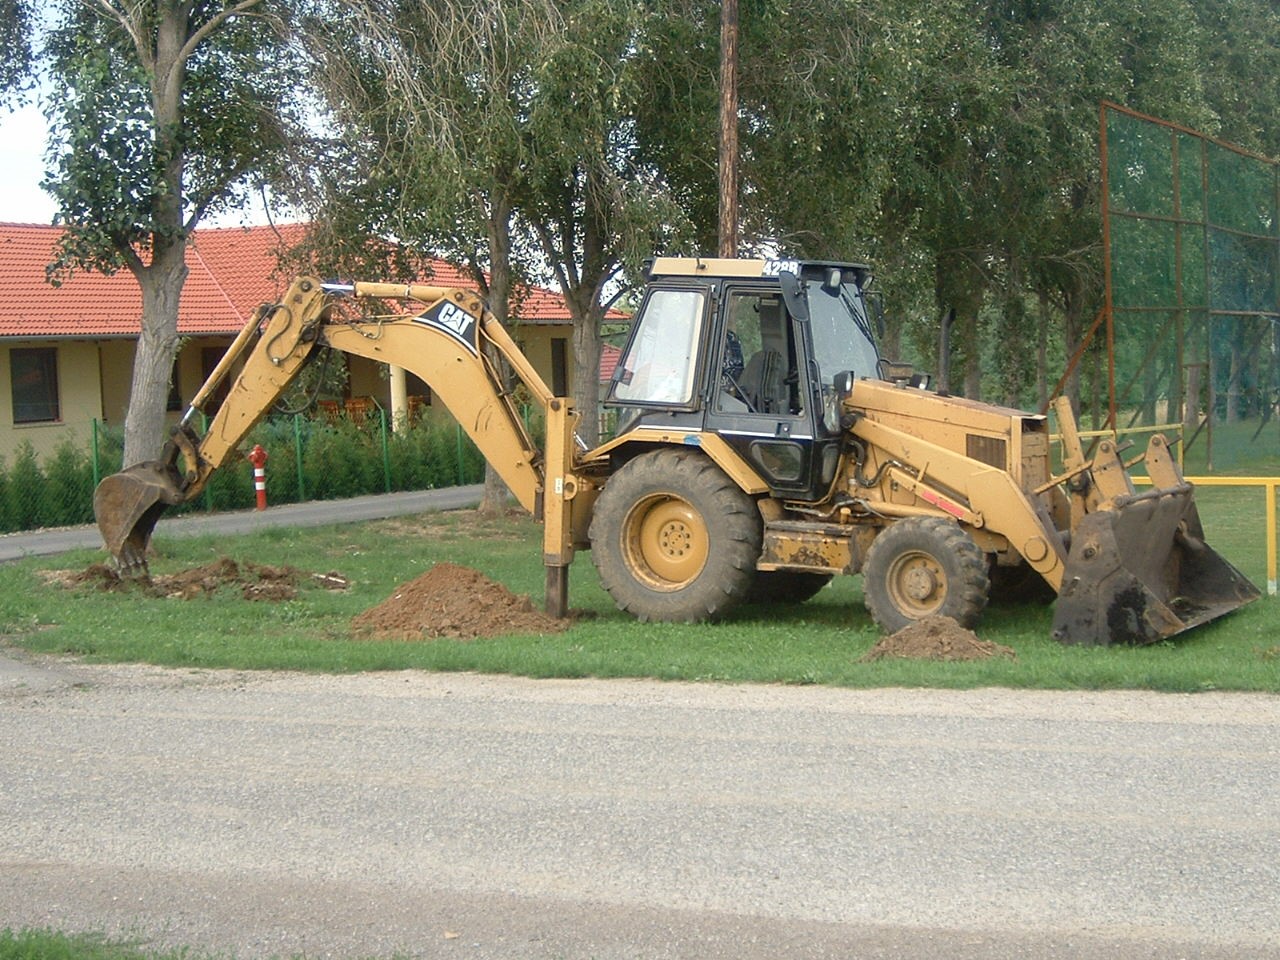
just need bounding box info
[351,562,568,641]
[861,616,1017,663]
[41,560,350,602]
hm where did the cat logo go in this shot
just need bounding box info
[414,300,479,354]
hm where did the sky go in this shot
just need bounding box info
[0,102,57,224]
[0,101,278,227]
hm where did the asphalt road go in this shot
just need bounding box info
[2,655,1278,960]
[0,484,485,563]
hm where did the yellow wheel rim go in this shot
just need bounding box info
[622,494,709,590]
[885,549,947,618]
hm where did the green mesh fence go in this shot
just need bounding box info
[1103,104,1279,472]
[0,412,486,536]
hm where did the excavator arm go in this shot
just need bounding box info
[95,276,580,604]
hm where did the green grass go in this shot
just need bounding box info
[0,929,404,960]
[1,494,1275,693]
[0,929,217,960]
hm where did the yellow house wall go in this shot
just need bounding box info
[0,335,241,463]
[0,322,575,461]
[0,340,103,460]
[98,340,134,425]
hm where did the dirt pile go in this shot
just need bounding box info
[351,562,567,641]
[860,616,1017,662]
[44,559,349,602]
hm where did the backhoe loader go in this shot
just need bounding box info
[94,259,1260,645]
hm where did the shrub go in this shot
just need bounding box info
[0,412,482,533]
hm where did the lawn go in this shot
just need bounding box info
[1,488,1275,692]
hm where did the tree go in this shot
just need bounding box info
[0,0,33,96]
[35,1,307,466]
[309,0,687,478]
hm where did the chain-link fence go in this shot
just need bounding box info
[1102,102,1279,471]
[0,410,487,535]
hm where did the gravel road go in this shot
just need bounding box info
[2,649,1278,960]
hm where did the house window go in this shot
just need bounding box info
[551,337,568,397]
[10,347,60,424]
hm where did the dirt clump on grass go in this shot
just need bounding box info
[43,559,349,602]
[860,615,1017,663]
[351,562,567,641]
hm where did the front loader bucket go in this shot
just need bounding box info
[93,460,186,576]
[1051,485,1260,645]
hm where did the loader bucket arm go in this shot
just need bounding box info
[94,278,333,572]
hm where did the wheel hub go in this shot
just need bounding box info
[903,566,937,602]
[887,550,947,615]
[625,494,710,589]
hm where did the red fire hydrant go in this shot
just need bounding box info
[247,444,268,511]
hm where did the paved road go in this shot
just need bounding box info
[2,657,1277,959]
[0,485,485,563]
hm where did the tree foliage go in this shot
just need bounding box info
[26,1,310,464]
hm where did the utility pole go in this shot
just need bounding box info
[718,0,739,258]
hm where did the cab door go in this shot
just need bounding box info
[703,284,822,497]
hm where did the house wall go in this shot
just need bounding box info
[0,340,103,460]
[98,340,134,425]
[0,322,575,462]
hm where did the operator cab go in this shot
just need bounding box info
[605,257,880,501]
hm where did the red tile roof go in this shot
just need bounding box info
[599,342,621,382]
[0,222,613,339]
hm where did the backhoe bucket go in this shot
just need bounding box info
[1051,485,1260,645]
[93,460,186,576]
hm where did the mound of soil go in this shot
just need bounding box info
[860,616,1017,663]
[45,559,349,602]
[351,562,567,641]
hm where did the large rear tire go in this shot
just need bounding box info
[862,516,989,633]
[589,449,762,622]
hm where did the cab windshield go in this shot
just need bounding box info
[804,278,880,388]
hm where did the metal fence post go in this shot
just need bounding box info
[380,407,392,492]
[91,418,101,488]
[455,423,465,486]
[293,414,306,501]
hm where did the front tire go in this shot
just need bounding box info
[862,516,990,633]
[589,449,762,622]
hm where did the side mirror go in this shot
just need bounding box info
[779,271,809,322]
[824,370,857,434]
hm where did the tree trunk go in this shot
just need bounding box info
[118,1,196,467]
[122,252,187,466]
[717,0,739,258]
[571,294,603,448]
[478,196,515,517]
[1036,290,1050,409]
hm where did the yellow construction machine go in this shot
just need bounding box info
[94,259,1260,645]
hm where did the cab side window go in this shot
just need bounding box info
[612,288,705,406]
[716,291,801,416]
